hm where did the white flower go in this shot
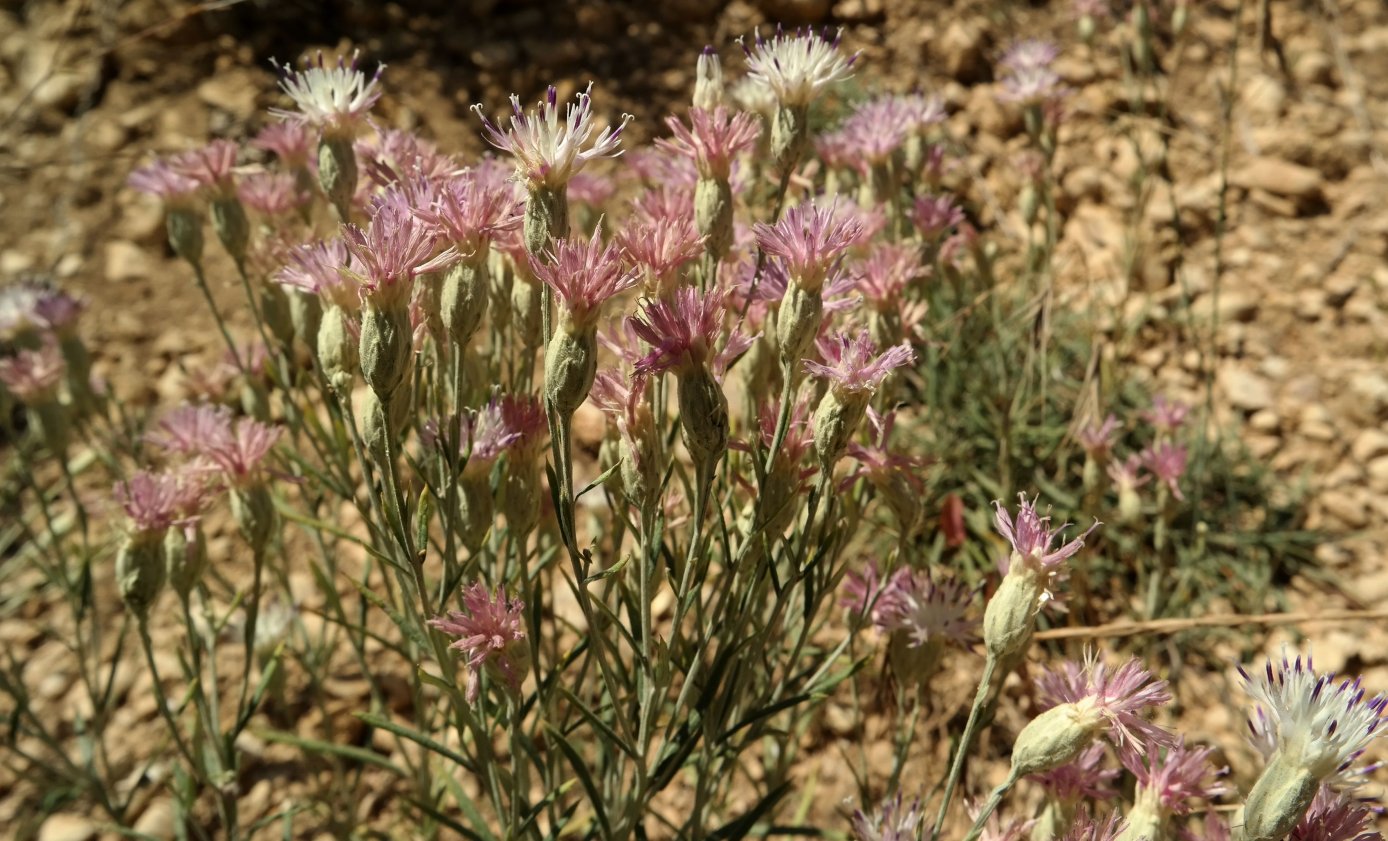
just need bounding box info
[1239,650,1387,786]
[270,50,384,132]
[474,83,631,191]
[739,27,857,108]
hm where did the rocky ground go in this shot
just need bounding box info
[1,0,1387,837]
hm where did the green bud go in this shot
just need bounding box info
[231,484,276,555]
[261,283,296,350]
[441,258,489,347]
[58,335,97,415]
[117,532,167,619]
[770,104,810,178]
[1020,184,1040,226]
[1030,798,1074,841]
[456,472,495,551]
[32,400,70,456]
[544,328,597,422]
[488,249,513,330]
[317,304,358,393]
[1118,485,1142,523]
[318,134,358,220]
[361,387,412,464]
[983,560,1044,660]
[166,206,204,266]
[166,524,208,600]
[511,277,543,352]
[359,299,413,399]
[694,178,734,260]
[811,389,868,473]
[889,633,946,690]
[1114,788,1164,841]
[501,459,542,538]
[776,284,823,370]
[1241,752,1319,841]
[1009,699,1105,778]
[210,195,250,265]
[524,186,568,257]
[677,366,729,480]
[288,289,322,349]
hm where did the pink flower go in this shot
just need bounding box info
[911,193,965,239]
[1078,414,1121,457]
[475,83,631,190]
[875,567,978,648]
[854,245,928,311]
[631,185,695,221]
[1140,441,1187,501]
[850,793,922,841]
[831,96,918,166]
[753,198,864,291]
[1123,738,1231,815]
[739,27,858,107]
[128,159,201,204]
[1001,39,1061,72]
[627,287,727,377]
[803,331,915,396]
[657,106,761,180]
[1289,785,1383,841]
[270,50,384,133]
[999,65,1065,106]
[993,493,1097,569]
[203,417,282,486]
[1031,744,1120,802]
[342,203,459,306]
[530,228,639,331]
[496,394,549,462]
[567,170,617,209]
[732,395,815,492]
[412,169,522,257]
[359,129,458,186]
[237,171,310,217]
[29,287,84,334]
[1037,653,1176,756]
[252,122,313,167]
[274,238,359,311]
[171,139,240,192]
[616,213,706,294]
[114,470,182,534]
[1106,454,1150,492]
[422,399,522,467]
[1059,812,1126,841]
[846,406,928,493]
[428,583,528,703]
[147,403,234,457]
[899,92,947,132]
[1142,396,1190,434]
[0,341,66,402]
[0,282,84,339]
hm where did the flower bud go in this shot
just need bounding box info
[982,561,1044,660]
[231,484,276,555]
[677,366,729,479]
[524,186,569,257]
[695,178,734,260]
[1078,15,1097,44]
[544,328,597,422]
[166,523,208,600]
[770,104,810,178]
[501,460,542,538]
[1118,484,1142,523]
[1020,184,1040,226]
[488,249,513,330]
[261,283,296,350]
[812,389,868,472]
[32,400,70,456]
[511,277,543,352]
[441,258,489,348]
[361,387,412,464]
[117,532,167,619]
[693,47,723,110]
[777,285,823,370]
[1114,789,1163,841]
[240,379,270,421]
[1240,752,1319,841]
[359,299,414,398]
[58,336,97,415]
[166,206,204,266]
[210,195,250,265]
[889,634,946,690]
[288,289,322,348]
[318,134,358,220]
[317,304,358,393]
[457,472,494,551]
[1009,699,1105,778]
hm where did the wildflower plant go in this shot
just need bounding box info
[0,27,1369,841]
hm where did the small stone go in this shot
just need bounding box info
[0,249,35,274]
[824,703,857,737]
[196,69,260,122]
[1291,50,1335,87]
[470,42,517,71]
[1191,290,1259,323]
[1230,157,1323,200]
[133,798,178,838]
[1239,72,1286,120]
[1350,430,1388,462]
[1323,274,1358,308]
[37,814,98,841]
[104,240,153,282]
[1366,456,1388,494]
[54,253,82,278]
[832,0,883,19]
[1294,288,1322,321]
[1318,490,1368,529]
[1346,372,1388,421]
[1249,409,1279,433]
[1221,368,1274,412]
[937,20,989,83]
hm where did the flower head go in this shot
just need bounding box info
[170,140,240,192]
[475,83,631,191]
[850,793,922,841]
[1077,414,1121,458]
[1032,744,1121,802]
[342,203,459,306]
[1142,395,1190,434]
[252,121,313,166]
[496,393,549,462]
[657,106,761,181]
[616,213,706,295]
[1060,812,1126,841]
[412,169,522,257]
[203,417,282,486]
[428,583,527,703]
[0,281,83,339]
[739,27,858,107]
[1124,738,1231,816]
[359,129,459,187]
[114,470,183,534]
[270,50,384,133]
[992,493,1097,570]
[530,228,639,332]
[422,400,522,471]
[1036,652,1175,755]
[627,287,728,377]
[911,193,966,239]
[875,568,978,648]
[274,238,359,311]
[1290,785,1384,841]
[1106,454,1150,493]
[0,342,66,402]
[567,170,617,209]
[854,245,928,311]
[1140,441,1188,501]
[237,171,310,217]
[1002,39,1062,72]
[147,403,235,457]
[1238,650,1388,787]
[128,158,201,204]
[803,331,915,396]
[845,406,928,502]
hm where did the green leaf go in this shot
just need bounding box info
[405,794,489,841]
[556,686,639,761]
[356,712,476,773]
[254,728,405,776]
[544,723,613,840]
[350,578,431,652]
[575,460,621,501]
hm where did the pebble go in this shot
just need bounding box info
[1230,157,1323,201]
[36,814,98,841]
[1249,409,1280,433]
[937,20,988,83]
[1366,456,1388,494]
[104,240,153,282]
[1346,372,1388,422]
[1221,367,1275,412]
[1318,490,1369,530]
[132,798,177,839]
[1191,289,1259,323]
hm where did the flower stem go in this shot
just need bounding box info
[932,654,998,840]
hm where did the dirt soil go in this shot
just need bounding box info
[1,0,1387,837]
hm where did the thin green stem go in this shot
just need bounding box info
[932,654,999,841]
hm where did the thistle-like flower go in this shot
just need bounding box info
[1060,812,1127,841]
[128,158,201,205]
[475,84,631,191]
[1001,39,1062,71]
[342,203,459,307]
[1140,441,1188,501]
[1033,652,1176,757]
[1142,395,1190,435]
[1078,414,1121,457]
[628,287,726,377]
[804,331,915,397]
[270,50,384,133]
[252,121,313,167]
[854,245,928,311]
[911,193,966,239]
[1120,737,1231,837]
[114,470,183,535]
[497,393,549,463]
[739,27,858,108]
[657,106,761,181]
[412,169,522,257]
[531,228,639,333]
[275,238,360,312]
[845,407,928,534]
[875,568,978,649]
[1032,743,1121,803]
[0,341,65,403]
[994,493,1097,571]
[147,403,235,457]
[850,793,923,841]
[170,139,240,193]
[203,417,282,487]
[616,213,706,296]
[237,171,310,217]
[428,583,528,704]
[1289,785,1384,841]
